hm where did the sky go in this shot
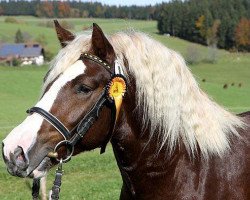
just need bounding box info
[84,0,169,6]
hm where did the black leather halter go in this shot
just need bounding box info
[26,53,122,162]
[27,107,71,140]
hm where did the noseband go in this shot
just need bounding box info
[26,53,127,200]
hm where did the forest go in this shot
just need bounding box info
[157,0,250,51]
[0,0,249,51]
[0,1,159,20]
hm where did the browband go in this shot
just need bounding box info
[80,53,113,74]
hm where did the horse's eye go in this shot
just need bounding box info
[77,85,92,94]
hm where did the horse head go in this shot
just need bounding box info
[2,21,126,179]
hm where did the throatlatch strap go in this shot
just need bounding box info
[100,101,117,154]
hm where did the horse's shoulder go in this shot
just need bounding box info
[237,111,250,118]
[237,111,250,136]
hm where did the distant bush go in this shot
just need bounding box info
[185,44,202,65]
[4,17,18,23]
[44,49,54,62]
[35,34,48,46]
[203,46,219,64]
[38,20,74,30]
[60,20,74,30]
[22,32,33,43]
[12,58,21,67]
[38,21,54,28]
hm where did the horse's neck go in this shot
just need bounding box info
[110,87,250,198]
[111,100,190,197]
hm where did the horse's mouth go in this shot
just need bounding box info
[27,156,53,179]
[6,156,53,179]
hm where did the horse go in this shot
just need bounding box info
[2,21,250,199]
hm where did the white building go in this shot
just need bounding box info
[0,43,45,66]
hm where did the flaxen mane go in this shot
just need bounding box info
[44,30,244,158]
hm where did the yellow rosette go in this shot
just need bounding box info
[108,76,127,120]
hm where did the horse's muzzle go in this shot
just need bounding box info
[2,143,29,178]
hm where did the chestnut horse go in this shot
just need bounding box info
[2,21,250,199]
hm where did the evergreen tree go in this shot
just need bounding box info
[15,29,24,43]
[0,6,3,15]
[157,0,250,51]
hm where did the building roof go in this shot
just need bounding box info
[0,43,44,58]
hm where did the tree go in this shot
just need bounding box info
[15,29,24,43]
[157,0,250,51]
[235,18,250,51]
[95,4,105,18]
[58,2,71,18]
[206,19,221,47]
[70,8,80,18]
[196,15,206,38]
[43,2,54,17]
[36,2,54,17]
[82,10,89,18]
[0,6,4,15]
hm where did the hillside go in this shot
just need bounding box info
[0,16,249,199]
[0,16,249,113]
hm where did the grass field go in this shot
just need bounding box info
[0,16,250,199]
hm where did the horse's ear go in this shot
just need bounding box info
[54,20,75,48]
[91,23,115,65]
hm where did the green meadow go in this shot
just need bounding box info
[0,16,249,199]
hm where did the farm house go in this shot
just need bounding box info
[0,43,44,66]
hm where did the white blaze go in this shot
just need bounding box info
[3,60,86,160]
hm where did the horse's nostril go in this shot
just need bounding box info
[13,146,29,170]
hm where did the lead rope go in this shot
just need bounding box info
[32,178,40,200]
[49,159,63,200]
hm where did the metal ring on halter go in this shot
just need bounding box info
[54,140,74,163]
